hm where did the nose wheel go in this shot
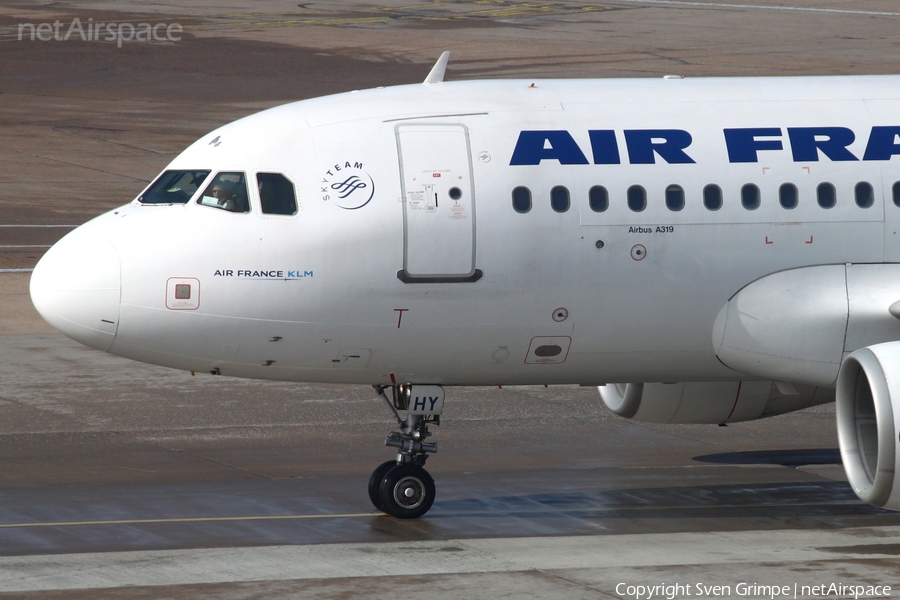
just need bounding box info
[376,463,435,519]
[370,384,443,519]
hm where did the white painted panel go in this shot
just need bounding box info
[398,124,475,278]
[409,385,445,415]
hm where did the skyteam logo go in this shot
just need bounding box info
[321,161,375,210]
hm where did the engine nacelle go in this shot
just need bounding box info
[836,342,900,511]
[598,380,832,424]
[713,264,900,386]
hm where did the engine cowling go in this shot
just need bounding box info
[713,264,900,386]
[836,342,900,511]
[598,380,832,424]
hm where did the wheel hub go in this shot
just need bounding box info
[394,476,425,508]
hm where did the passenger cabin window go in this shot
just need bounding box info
[551,186,570,213]
[665,185,685,211]
[741,184,760,210]
[512,186,532,214]
[855,182,874,208]
[779,183,798,209]
[703,184,722,211]
[817,182,836,208]
[589,186,608,212]
[198,172,250,213]
[894,182,900,207]
[627,185,647,212]
[258,172,298,215]
[139,170,210,204]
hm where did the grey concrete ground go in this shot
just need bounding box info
[2,0,900,597]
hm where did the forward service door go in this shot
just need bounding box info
[396,123,480,282]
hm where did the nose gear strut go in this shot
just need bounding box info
[369,384,443,518]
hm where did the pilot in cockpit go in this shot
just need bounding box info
[198,172,248,212]
[211,181,238,211]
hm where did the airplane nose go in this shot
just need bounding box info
[30,223,121,352]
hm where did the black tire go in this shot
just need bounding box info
[379,464,435,519]
[368,460,397,513]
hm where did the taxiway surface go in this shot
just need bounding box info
[2,1,900,597]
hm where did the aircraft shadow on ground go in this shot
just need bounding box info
[432,479,897,521]
[692,448,841,466]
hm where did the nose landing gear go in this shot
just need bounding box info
[370,384,443,519]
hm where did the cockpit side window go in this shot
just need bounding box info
[198,172,250,213]
[257,173,298,216]
[139,170,210,204]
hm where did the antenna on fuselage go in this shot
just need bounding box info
[423,51,450,84]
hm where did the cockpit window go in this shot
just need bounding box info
[138,170,210,204]
[197,172,250,213]
[257,172,298,215]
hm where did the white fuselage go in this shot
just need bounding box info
[30,75,900,386]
